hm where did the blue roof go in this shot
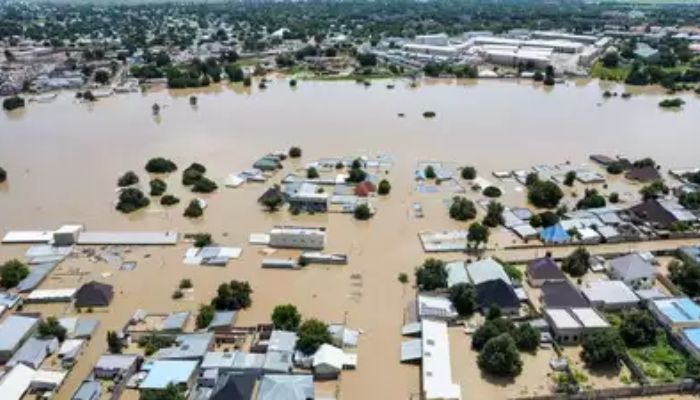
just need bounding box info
[163,312,190,331]
[683,328,700,349]
[139,360,198,389]
[17,263,57,292]
[0,315,39,353]
[655,298,700,323]
[72,380,101,400]
[540,224,570,244]
[208,311,237,329]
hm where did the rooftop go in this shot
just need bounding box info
[139,360,198,390]
[421,319,461,400]
[653,297,700,324]
[0,315,39,352]
[581,280,639,305]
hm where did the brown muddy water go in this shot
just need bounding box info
[1,78,700,400]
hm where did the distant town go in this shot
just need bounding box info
[2,1,700,400]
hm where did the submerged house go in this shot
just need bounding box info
[539,224,571,244]
[608,253,656,290]
[75,281,114,308]
[526,257,566,287]
[0,315,40,362]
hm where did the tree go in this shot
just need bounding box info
[141,384,186,400]
[179,279,193,289]
[94,69,110,84]
[356,53,377,67]
[261,191,284,212]
[577,189,606,209]
[307,167,319,179]
[449,196,477,221]
[117,171,139,187]
[472,318,515,349]
[211,280,253,310]
[602,51,619,68]
[503,264,523,282]
[271,304,302,331]
[561,247,590,277]
[192,176,218,193]
[609,192,620,204]
[640,181,669,200]
[196,304,215,329]
[297,318,332,355]
[686,356,700,380]
[527,178,563,209]
[680,192,700,210]
[149,178,167,196]
[449,283,476,316]
[346,167,367,183]
[478,333,523,377]
[378,179,391,195]
[607,162,624,175]
[193,233,212,247]
[107,330,124,354]
[145,157,177,173]
[514,323,540,352]
[225,64,245,82]
[581,329,625,367]
[424,165,436,179]
[482,186,502,198]
[354,203,372,220]
[669,260,700,297]
[0,259,28,289]
[619,310,658,347]
[468,222,489,249]
[2,96,25,111]
[116,188,150,213]
[160,194,180,206]
[38,317,67,342]
[182,163,206,185]
[415,258,447,291]
[0,166,6,183]
[288,146,302,158]
[461,166,477,180]
[564,171,577,186]
[483,201,504,227]
[184,199,204,218]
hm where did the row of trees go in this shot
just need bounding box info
[270,304,333,355]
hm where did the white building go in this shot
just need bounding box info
[544,307,610,344]
[421,319,461,400]
[415,33,449,47]
[268,226,326,250]
[53,224,84,246]
[581,280,639,310]
[312,344,356,379]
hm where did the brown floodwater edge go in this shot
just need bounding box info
[0,78,699,400]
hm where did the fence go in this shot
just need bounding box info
[512,381,699,400]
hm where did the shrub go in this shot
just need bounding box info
[346,167,367,183]
[0,166,6,183]
[145,157,178,173]
[183,199,204,218]
[398,273,409,284]
[149,178,167,196]
[422,111,436,118]
[271,304,302,331]
[354,203,372,220]
[172,289,184,299]
[468,222,490,248]
[478,334,523,377]
[669,260,700,297]
[2,96,25,111]
[679,192,700,210]
[449,196,477,221]
[609,192,620,203]
[472,318,515,350]
[289,79,297,87]
[160,194,180,206]
[289,146,302,158]
[192,176,218,193]
[192,233,212,247]
[514,323,540,352]
[116,188,150,213]
[482,186,502,198]
[461,166,477,180]
[659,98,685,108]
[211,280,253,310]
[117,171,139,187]
[538,211,560,228]
[296,319,332,355]
[415,258,447,291]
[378,179,391,195]
[564,171,577,186]
[107,331,124,354]
[577,189,606,209]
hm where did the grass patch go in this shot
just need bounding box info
[628,333,687,383]
[591,61,631,82]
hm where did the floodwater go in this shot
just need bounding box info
[1,78,700,400]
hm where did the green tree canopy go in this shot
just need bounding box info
[0,259,29,289]
[415,258,447,291]
[211,280,253,310]
[562,247,590,277]
[449,283,476,316]
[271,304,302,331]
[619,310,658,348]
[581,329,625,368]
[296,318,332,355]
[449,196,477,221]
[467,222,489,249]
[145,157,178,173]
[38,317,67,342]
[477,333,523,377]
[461,166,477,180]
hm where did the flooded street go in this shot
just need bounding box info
[1,78,700,399]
